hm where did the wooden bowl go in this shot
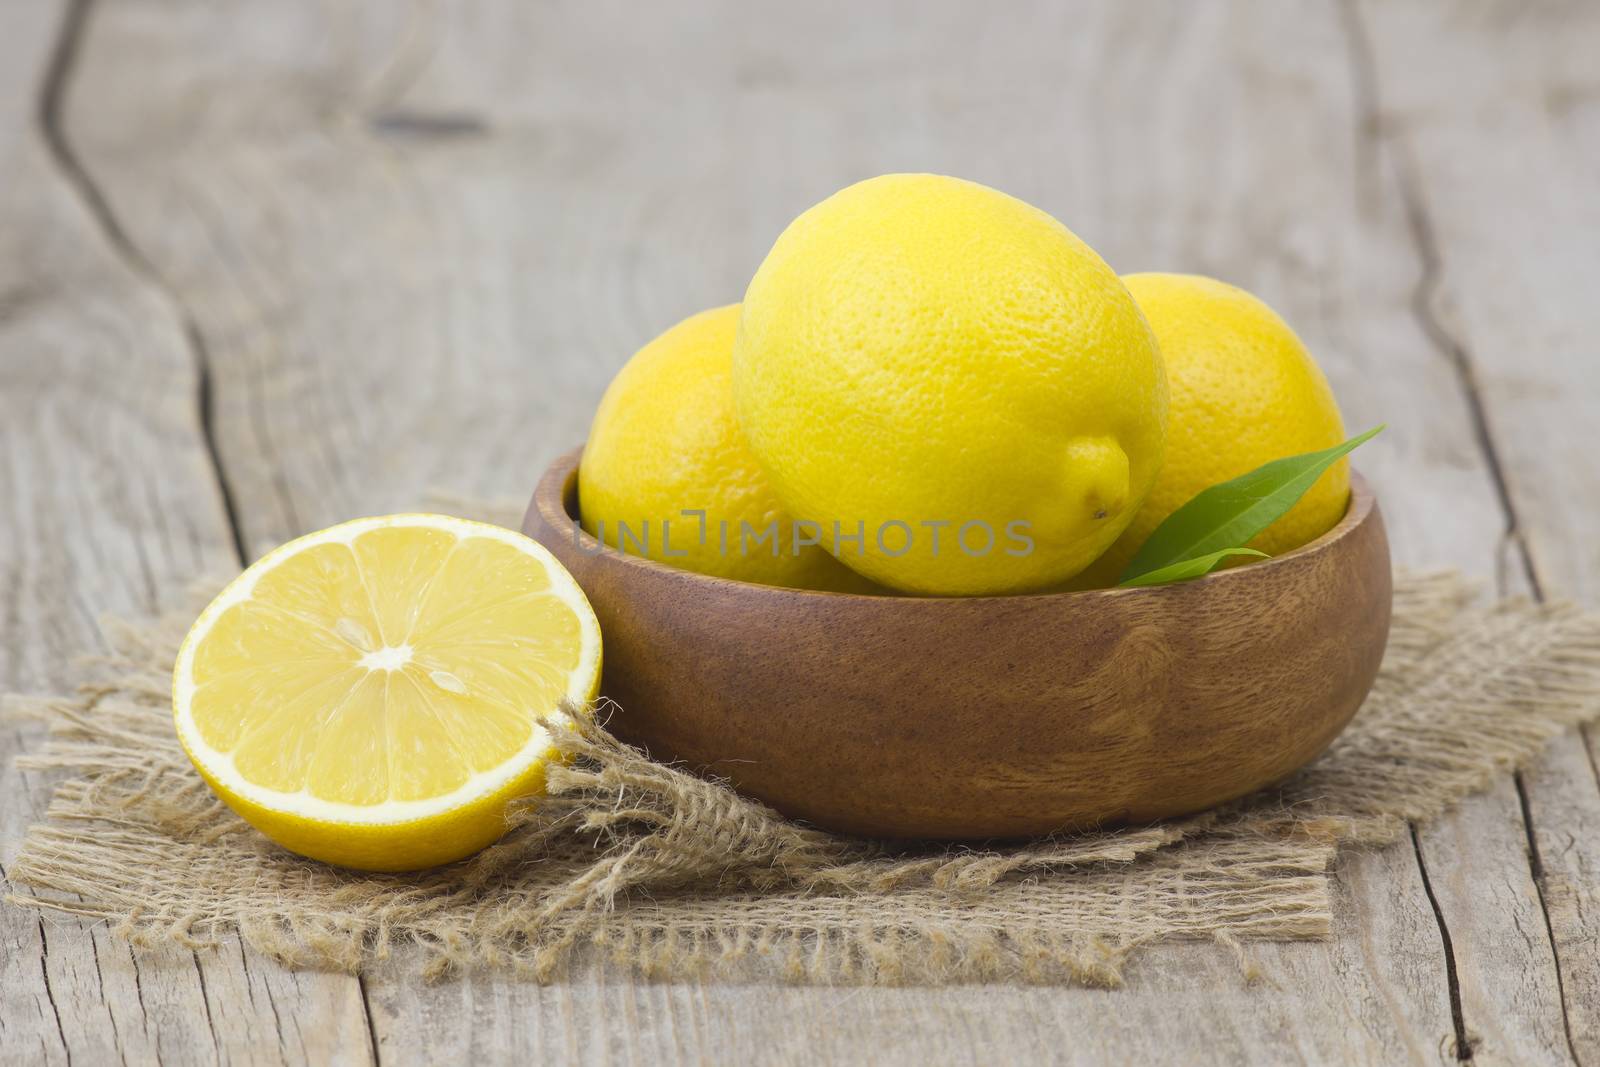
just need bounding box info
[523,448,1392,839]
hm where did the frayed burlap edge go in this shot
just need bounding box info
[8,568,1600,986]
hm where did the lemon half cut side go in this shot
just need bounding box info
[173,514,602,872]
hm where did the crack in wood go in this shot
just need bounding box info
[1341,3,1591,1062]
[370,110,489,139]
[25,6,389,1066]
[36,915,71,1067]
[1516,773,1585,1067]
[1409,826,1475,1061]
[126,943,147,1045]
[1390,144,1542,599]
[1388,72,1588,1067]
[188,952,222,1056]
[4,855,69,1065]
[36,0,248,571]
[358,972,383,1066]
[85,930,129,1067]
[1338,3,1481,1060]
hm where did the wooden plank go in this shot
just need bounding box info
[1040,3,1575,1060]
[29,0,1589,1062]
[1355,2,1600,1062]
[358,842,1459,1066]
[0,2,374,1065]
[52,1,1486,1063]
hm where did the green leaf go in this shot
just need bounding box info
[1117,548,1268,588]
[1117,425,1385,585]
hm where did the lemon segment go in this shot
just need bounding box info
[173,514,601,871]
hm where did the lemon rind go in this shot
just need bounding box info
[172,513,601,827]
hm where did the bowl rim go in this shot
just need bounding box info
[528,446,1377,603]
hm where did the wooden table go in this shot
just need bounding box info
[3,2,1597,1063]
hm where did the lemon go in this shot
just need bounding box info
[173,514,601,871]
[1075,273,1349,588]
[580,304,875,593]
[732,174,1167,596]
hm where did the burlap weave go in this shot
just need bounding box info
[9,536,1600,985]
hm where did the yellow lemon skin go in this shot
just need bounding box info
[1075,273,1349,588]
[172,515,603,872]
[185,729,561,872]
[580,305,875,593]
[732,174,1167,596]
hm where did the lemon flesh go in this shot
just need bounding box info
[732,173,1167,596]
[173,514,601,871]
[1073,273,1348,588]
[580,304,876,593]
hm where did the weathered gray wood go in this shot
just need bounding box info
[4,0,1594,1062]
[361,846,1459,1066]
[47,0,1478,1063]
[1413,783,1574,1065]
[363,853,1455,1067]
[1357,2,1600,1061]
[0,2,374,1065]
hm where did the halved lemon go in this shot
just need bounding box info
[173,514,602,871]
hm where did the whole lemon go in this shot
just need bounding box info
[1074,273,1349,588]
[580,304,874,593]
[732,174,1167,596]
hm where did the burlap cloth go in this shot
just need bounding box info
[8,504,1600,986]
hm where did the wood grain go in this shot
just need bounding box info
[0,2,374,1065]
[529,452,1391,838]
[2,0,1595,1062]
[1357,2,1600,1060]
[48,1,1464,1061]
[21,0,1462,1062]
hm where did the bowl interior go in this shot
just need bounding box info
[539,445,1376,603]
